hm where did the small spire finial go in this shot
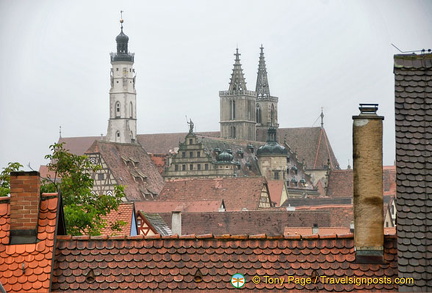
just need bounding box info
[59,126,62,138]
[320,107,324,128]
[120,10,124,29]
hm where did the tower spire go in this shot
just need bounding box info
[228,48,247,92]
[256,45,271,99]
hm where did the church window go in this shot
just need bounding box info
[130,102,133,118]
[116,102,121,117]
[230,100,236,120]
[256,105,262,124]
[182,165,186,171]
[230,126,236,139]
[190,164,193,170]
[115,131,120,142]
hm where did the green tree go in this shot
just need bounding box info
[44,143,125,236]
[0,162,24,197]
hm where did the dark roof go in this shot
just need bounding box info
[0,194,58,293]
[394,53,432,290]
[140,212,172,236]
[135,200,224,213]
[283,197,352,207]
[85,140,165,201]
[51,234,398,292]
[257,127,339,170]
[158,210,331,236]
[158,177,270,211]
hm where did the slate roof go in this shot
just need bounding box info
[394,53,432,290]
[158,210,331,236]
[139,212,172,236]
[85,140,165,201]
[257,127,340,170]
[0,194,58,293]
[158,177,270,211]
[100,203,134,236]
[51,234,398,292]
[135,200,224,213]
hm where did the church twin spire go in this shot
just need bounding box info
[228,48,248,92]
[256,45,271,99]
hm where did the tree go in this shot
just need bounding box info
[44,143,125,236]
[0,162,24,197]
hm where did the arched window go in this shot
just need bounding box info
[230,100,236,120]
[115,102,121,118]
[256,105,262,124]
[130,102,133,118]
[115,131,120,142]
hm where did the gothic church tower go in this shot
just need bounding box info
[106,17,137,143]
[220,49,257,141]
[256,45,278,129]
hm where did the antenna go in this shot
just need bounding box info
[391,44,431,54]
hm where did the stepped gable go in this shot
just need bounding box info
[52,234,398,292]
[158,177,269,211]
[0,194,58,293]
[257,127,339,170]
[85,140,164,201]
[394,53,432,290]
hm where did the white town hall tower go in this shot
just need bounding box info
[106,16,137,144]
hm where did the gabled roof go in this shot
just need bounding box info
[52,234,398,292]
[138,212,172,236]
[158,177,269,211]
[0,194,58,293]
[100,203,134,236]
[135,200,224,213]
[257,127,339,170]
[394,53,432,290]
[267,180,285,206]
[85,140,164,201]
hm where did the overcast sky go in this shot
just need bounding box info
[1,0,431,170]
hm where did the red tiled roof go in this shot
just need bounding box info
[326,169,353,197]
[295,205,353,227]
[135,200,223,213]
[284,227,351,236]
[382,166,396,196]
[52,234,398,292]
[158,210,331,236]
[267,180,284,206]
[0,194,58,293]
[158,177,269,211]
[86,140,165,201]
[100,203,134,236]
[149,153,168,175]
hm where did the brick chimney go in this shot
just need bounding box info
[352,104,384,263]
[9,171,41,244]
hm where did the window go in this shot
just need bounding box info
[197,164,201,170]
[189,164,193,170]
[230,126,236,139]
[98,173,104,180]
[197,151,200,157]
[189,152,193,158]
[205,164,209,170]
[130,102,133,118]
[256,105,262,124]
[189,139,193,144]
[182,152,186,158]
[182,165,186,171]
[230,100,236,120]
[175,165,178,171]
[115,102,121,117]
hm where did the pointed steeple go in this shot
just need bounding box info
[228,48,247,92]
[256,45,271,99]
[112,11,134,62]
